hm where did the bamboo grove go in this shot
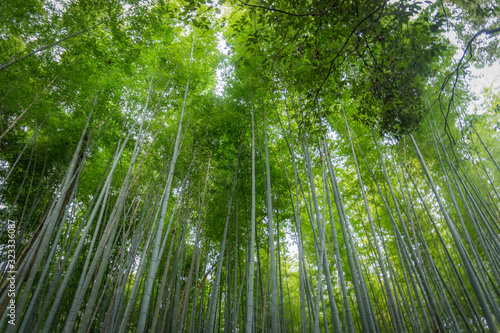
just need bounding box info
[0,0,499,332]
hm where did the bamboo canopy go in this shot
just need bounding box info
[0,0,499,332]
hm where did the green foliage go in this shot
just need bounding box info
[1,1,499,332]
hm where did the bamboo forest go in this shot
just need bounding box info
[1,0,500,332]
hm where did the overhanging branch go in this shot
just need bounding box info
[237,0,338,17]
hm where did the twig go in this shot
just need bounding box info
[238,0,338,17]
[439,27,500,139]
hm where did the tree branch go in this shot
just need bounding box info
[238,0,338,17]
[0,22,102,71]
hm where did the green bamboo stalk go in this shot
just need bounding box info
[410,134,499,332]
[246,91,257,333]
[323,139,355,333]
[324,143,371,332]
[342,111,404,332]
